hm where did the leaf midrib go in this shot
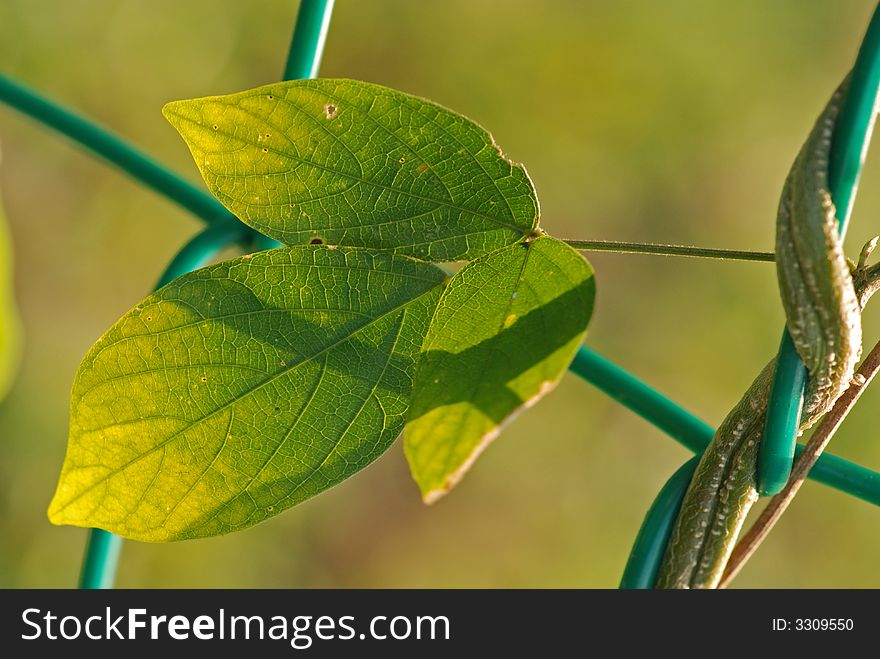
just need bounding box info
[172,105,532,236]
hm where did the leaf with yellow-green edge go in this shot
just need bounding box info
[49,245,447,541]
[0,185,21,402]
[404,236,595,502]
[163,78,539,262]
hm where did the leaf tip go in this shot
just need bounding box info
[161,99,182,122]
[46,493,70,528]
[415,424,504,505]
[410,377,565,506]
[161,99,211,140]
[46,473,93,531]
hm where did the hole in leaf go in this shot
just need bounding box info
[309,237,325,245]
[323,103,338,119]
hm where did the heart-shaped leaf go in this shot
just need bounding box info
[163,79,539,262]
[405,236,595,502]
[49,246,447,540]
[0,188,21,402]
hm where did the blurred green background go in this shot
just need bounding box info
[2,0,880,588]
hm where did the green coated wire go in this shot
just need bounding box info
[155,223,249,289]
[570,347,714,453]
[570,347,880,506]
[0,74,237,229]
[760,1,880,496]
[619,457,699,589]
[284,0,335,80]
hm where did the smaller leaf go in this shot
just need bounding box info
[405,236,595,502]
[163,78,539,262]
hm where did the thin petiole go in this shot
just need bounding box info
[562,239,775,262]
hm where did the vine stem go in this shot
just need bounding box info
[562,239,775,262]
[718,338,880,588]
[760,0,880,499]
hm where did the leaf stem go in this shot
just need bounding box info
[563,239,775,262]
[718,338,880,588]
[760,1,880,502]
[78,529,122,589]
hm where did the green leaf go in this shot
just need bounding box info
[49,246,447,541]
[404,236,595,502]
[0,188,21,402]
[163,78,539,262]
